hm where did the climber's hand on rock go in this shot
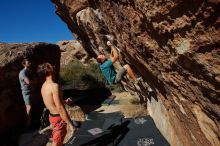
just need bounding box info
[98,46,104,52]
[107,41,112,46]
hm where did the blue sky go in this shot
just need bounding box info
[0,0,74,43]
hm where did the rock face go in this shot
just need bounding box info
[57,40,91,65]
[52,0,220,146]
[0,43,60,135]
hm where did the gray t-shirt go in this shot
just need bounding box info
[19,68,35,92]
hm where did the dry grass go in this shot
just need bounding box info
[121,104,148,118]
[66,105,86,122]
[114,92,149,118]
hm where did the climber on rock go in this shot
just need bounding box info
[96,41,141,85]
[19,58,37,127]
[37,63,76,146]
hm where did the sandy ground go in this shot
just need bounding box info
[96,91,148,118]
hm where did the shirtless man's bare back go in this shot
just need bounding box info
[38,63,76,146]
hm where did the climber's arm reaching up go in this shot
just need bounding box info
[108,41,119,63]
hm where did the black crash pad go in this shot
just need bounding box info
[79,119,105,132]
[118,117,170,146]
[66,113,170,146]
[86,112,124,121]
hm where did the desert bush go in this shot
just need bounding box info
[59,61,104,85]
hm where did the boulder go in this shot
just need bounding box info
[52,0,220,146]
[0,43,60,136]
[57,40,92,65]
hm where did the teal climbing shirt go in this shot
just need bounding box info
[100,59,116,85]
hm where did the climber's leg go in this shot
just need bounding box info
[114,67,127,83]
[123,64,137,80]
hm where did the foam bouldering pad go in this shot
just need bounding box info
[66,114,170,146]
[87,112,124,120]
[101,99,119,106]
[102,118,122,130]
[65,134,114,146]
[118,117,170,146]
[122,116,156,130]
[79,119,105,132]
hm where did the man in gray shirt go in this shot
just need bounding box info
[19,59,36,126]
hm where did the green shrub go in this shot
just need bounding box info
[59,61,104,85]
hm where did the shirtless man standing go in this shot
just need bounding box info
[37,63,76,146]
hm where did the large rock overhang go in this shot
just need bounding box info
[51,0,220,145]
